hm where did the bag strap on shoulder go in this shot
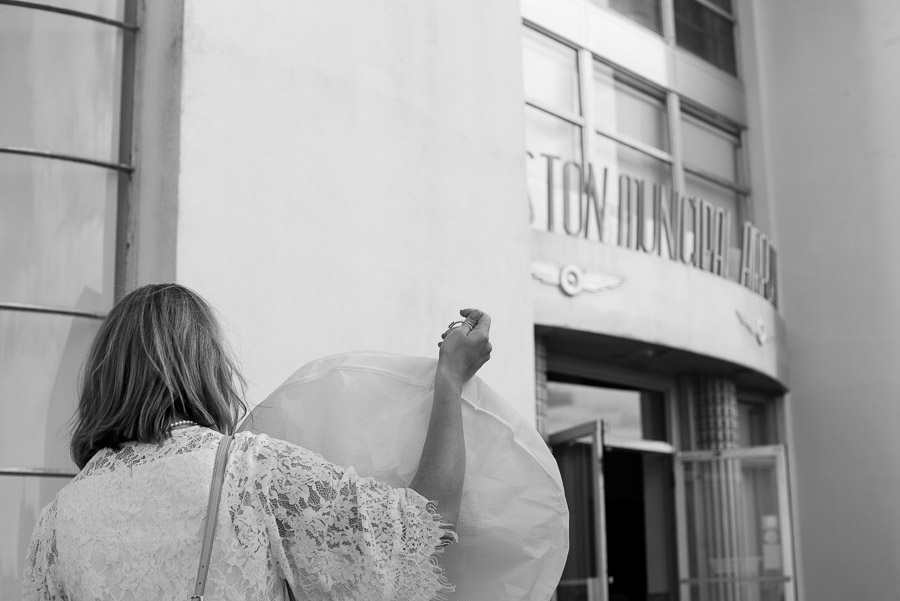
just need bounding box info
[191,434,233,601]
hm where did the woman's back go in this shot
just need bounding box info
[24,427,452,601]
[24,284,488,600]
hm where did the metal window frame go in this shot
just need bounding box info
[0,147,133,173]
[593,53,675,105]
[526,99,585,129]
[670,0,739,76]
[0,302,105,320]
[674,445,796,601]
[736,394,779,447]
[0,0,138,482]
[680,97,744,135]
[0,0,138,31]
[684,164,750,195]
[679,0,735,23]
[1,0,138,315]
[548,420,609,601]
[678,107,751,229]
[575,0,741,79]
[596,128,675,165]
[591,59,674,161]
[545,355,682,451]
[523,23,588,183]
[0,467,77,479]
[545,357,682,600]
[522,24,585,120]
[524,23,750,218]
[114,0,138,295]
[0,0,139,175]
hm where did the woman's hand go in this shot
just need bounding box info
[437,308,492,383]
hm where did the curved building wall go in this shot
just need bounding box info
[0,1,135,594]
[523,0,787,387]
[524,2,798,600]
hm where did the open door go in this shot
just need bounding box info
[676,445,796,601]
[549,421,608,601]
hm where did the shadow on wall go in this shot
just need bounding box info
[8,288,102,595]
[43,287,104,472]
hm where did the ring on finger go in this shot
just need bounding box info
[447,320,474,332]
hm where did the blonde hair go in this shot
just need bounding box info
[70,283,247,468]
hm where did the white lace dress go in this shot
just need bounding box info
[22,427,454,601]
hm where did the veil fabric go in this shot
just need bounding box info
[240,350,568,601]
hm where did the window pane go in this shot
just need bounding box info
[739,401,776,446]
[682,455,790,601]
[522,28,581,116]
[0,475,70,601]
[0,5,124,161]
[594,64,669,151]
[681,115,739,182]
[0,156,118,311]
[674,0,737,75]
[593,0,663,34]
[594,138,672,189]
[684,171,741,259]
[0,312,100,471]
[594,135,673,246]
[552,439,602,600]
[546,380,667,441]
[525,107,583,233]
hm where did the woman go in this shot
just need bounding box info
[23,283,491,600]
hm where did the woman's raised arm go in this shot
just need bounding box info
[408,309,492,529]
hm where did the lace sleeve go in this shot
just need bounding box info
[252,435,455,601]
[22,499,60,601]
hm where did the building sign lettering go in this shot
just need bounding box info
[529,153,777,306]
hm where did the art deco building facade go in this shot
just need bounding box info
[3,1,900,600]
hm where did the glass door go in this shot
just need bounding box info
[676,445,795,601]
[550,421,608,601]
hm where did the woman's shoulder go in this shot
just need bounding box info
[233,430,299,455]
[232,431,341,477]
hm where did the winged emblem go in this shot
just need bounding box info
[735,310,774,345]
[531,262,625,297]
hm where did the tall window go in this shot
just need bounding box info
[680,108,747,269]
[674,0,737,75]
[0,1,136,595]
[523,26,758,288]
[594,0,738,76]
[523,28,583,236]
[592,63,673,249]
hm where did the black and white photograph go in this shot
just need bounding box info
[3,1,899,600]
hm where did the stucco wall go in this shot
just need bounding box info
[755,1,900,599]
[142,1,536,419]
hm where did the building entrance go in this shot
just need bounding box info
[537,332,797,600]
[550,421,677,601]
[604,447,676,601]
